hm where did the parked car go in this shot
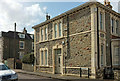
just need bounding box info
[0,63,18,81]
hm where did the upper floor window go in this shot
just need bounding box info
[19,41,24,49]
[19,34,25,38]
[100,13,104,30]
[111,18,114,33]
[45,27,48,40]
[35,30,39,42]
[41,29,43,41]
[54,24,57,38]
[59,22,62,37]
[116,20,119,34]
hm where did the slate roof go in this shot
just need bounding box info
[1,31,34,40]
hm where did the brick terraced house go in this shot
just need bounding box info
[0,28,34,61]
[33,0,120,79]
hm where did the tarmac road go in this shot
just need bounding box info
[18,73,63,81]
[18,73,114,81]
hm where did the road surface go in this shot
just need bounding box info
[18,73,114,81]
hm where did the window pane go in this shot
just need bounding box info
[101,45,104,66]
[45,50,47,65]
[116,20,119,34]
[41,51,44,65]
[45,28,47,40]
[111,19,114,33]
[20,41,24,49]
[41,29,43,41]
[100,13,103,30]
[54,24,57,38]
[114,47,119,65]
[59,23,62,37]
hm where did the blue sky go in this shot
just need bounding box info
[0,0,119,34]
[23,2,84,27]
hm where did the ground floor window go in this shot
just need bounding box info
[113,47,120,65]
[40,48,48,66]
[41,51,44,65]
[101,44,104,66]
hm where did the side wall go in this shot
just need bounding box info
[34,6,92,76]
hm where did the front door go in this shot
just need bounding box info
[55,49,62,74]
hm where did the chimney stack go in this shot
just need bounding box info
[104,0,112,9]
[46,13,50,20]
[23,27,27,34]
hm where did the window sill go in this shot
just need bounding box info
[111,33,119,37]
[19,48,24,49]
[39,65,51,68]
[51,36,64,41]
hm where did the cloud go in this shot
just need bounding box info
[0,0,46,33]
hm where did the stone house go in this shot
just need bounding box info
[0,28,34,61]
[33,1,120,78]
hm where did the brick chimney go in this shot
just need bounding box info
[104,0,112,9]
[23,27,27,34]
[46,13,50,20]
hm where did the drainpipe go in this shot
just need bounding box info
[64,13,70,74]
[110,40,112,69]
[97,7,100,69]
[14,23,16,69]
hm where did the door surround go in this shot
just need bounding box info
[52,44,63,74]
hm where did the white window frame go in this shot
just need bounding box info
[19,34,25,38]
[19,41,24,49]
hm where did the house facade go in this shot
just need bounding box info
[33,1,120,78]
[0,28,34,61]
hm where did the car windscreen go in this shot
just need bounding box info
[0,65,9,70]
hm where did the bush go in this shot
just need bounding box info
[22,53,34,64]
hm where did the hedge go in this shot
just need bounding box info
[22,53,34,64]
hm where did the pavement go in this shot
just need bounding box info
[14,69,116,81]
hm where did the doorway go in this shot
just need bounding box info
[54,49,62,74]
